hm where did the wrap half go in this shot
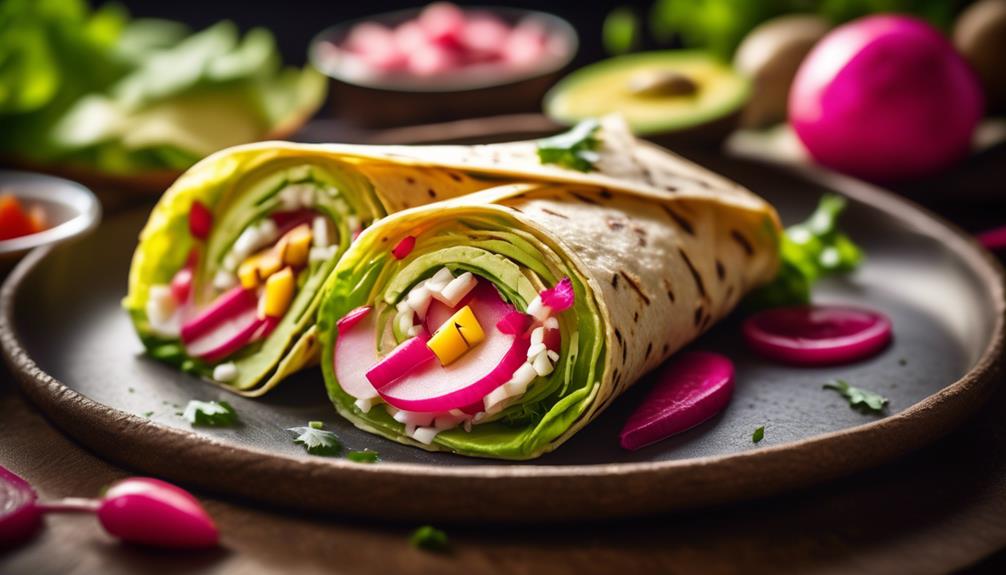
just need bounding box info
[316,123,781,459]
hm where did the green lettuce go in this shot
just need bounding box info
[745,194,863,310]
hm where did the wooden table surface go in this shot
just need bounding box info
[2,137,1005,575]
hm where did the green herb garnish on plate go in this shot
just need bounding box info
[536,119,601,172]
[347,450,380,463]
[182,400,238,427]
[752,426,765,443]
[824,379,888,413]
[410,525,450,553]
[289,423,343,456]
[745,194,863,311]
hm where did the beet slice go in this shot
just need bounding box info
[620,352,735,451]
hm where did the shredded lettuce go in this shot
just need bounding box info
[745,194,863,310]
[0,1,325,174]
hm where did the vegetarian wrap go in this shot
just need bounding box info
[316,121,782,459]
[124,119,670,395]
[123,141,531,395]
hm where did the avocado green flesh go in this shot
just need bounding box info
[319,211,607,459]
[545,50,750,135]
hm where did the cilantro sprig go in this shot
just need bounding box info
[536,119,601,172]
[410,525,450,553]
[745,194,863,311]
[824,379,888,414]
[183,400,239,427]
[289,421,343,456]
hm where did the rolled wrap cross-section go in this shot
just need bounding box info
[123,144,514,395]
[319,165,780,458]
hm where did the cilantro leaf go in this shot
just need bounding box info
[745,194,863,311]
[752,426,765,443]
[347,450,380,464]
[410,525,449,553]
[823,379,888,413]
[536,119,601,172]
[182,400,238,427]
[288,424,342,456]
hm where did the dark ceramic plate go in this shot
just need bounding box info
[1,156,1002,522]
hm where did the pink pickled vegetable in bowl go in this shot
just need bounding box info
[309,4,577,127]
[789,15,984,182]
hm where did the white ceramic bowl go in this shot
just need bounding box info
[0,170,101,270]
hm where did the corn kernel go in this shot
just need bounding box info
[237,249,282,289]
[276,224,312,268]
[426,305,485,366]
[261,267,295,318]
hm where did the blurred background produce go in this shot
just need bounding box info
[0,0,1002,194]
[0,0,325,181]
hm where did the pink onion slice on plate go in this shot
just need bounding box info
[620,352,735,451]
[743,305,892,366]
[184,309,266,363]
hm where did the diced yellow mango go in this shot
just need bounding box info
[261,267,295,318]
[238,249,282,289]
[427,305,485,366]
[277,224,312,268]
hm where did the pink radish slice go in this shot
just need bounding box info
[0,466,41,546]
[391,235,416,260]
[365,333,436,391]
[345,22,406,71]
[379,282,527,412]
[171,267,193,305]
[184,308,264,362]
[333,307,383,400]
[98,478,218,550]
[744,305,892,366]
[189,201,212,240]
[620,352,735,451]
[337,306,372,332]
[180,286,257,344]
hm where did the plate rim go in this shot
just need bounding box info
[2,163,1003,520]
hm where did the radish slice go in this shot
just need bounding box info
[189,201,212,240]
[185,308,264,362]
[620,352,735,451]
[497,311,532,335]
[180,286,257,344]
[379,282,526,412]
[0,465,41,545]
[170,267,193,305]
[338,306,372,332]
[392,235,416,260]
[98,478,218,549]
[743,305,892,366]
[539,277,574,313]
[365,333,435,391]
[334,308,382,400]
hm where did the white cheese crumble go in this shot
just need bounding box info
[212,362,238,383]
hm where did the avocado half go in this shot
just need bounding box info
[544,51,750,146]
